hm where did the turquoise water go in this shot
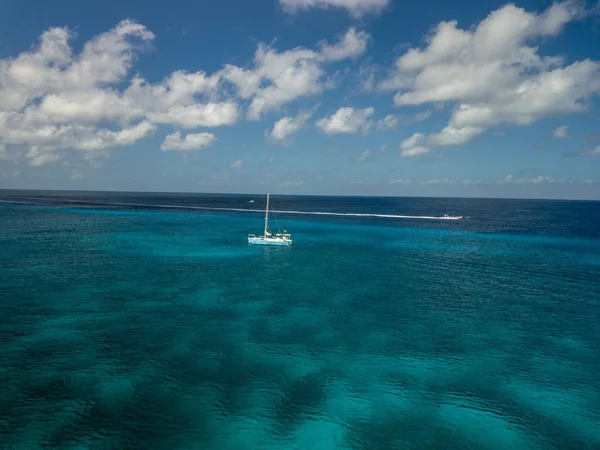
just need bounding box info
[1,193,599,449]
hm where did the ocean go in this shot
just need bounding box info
[1,190,599,449]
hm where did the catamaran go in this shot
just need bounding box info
[248,193,292,246]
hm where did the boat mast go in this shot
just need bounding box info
[264,193,270,238]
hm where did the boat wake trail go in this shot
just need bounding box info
[0,199,463,220]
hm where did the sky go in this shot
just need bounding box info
[0,0,599,199]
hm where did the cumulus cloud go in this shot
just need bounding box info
[0,20,235,165]
[160,132,216,151]
[429,125,485,146]
[279,0,390,17]
[377,114,399,130]
[221,43,323,120]
[401,146,430,157]
[7,120,157,159]
[143,102,238,128]
[223,28,370,120]
[316,106,374,134]
[319,28,370,61]
[379,1,600,155]
[377,110,432,130]
[268,111,313,143]
[553,125,568,138]
[1,20,373,166]
[27,150,62,167]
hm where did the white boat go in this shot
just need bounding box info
[248,193,292,246]
[441,214,463,220]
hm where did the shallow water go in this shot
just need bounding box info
[1,192,599,449]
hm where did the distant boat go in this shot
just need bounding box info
[248,200,254,203]
[441,214,463,220]
[248,193,292,246]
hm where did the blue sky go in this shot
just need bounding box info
[0,0,599,198]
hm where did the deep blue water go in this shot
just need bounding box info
[1,190,599,449]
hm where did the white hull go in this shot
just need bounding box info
[248,236,292,246]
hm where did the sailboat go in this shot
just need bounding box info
[248,193,292,246]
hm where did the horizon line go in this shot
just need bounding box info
[0,187,599,202]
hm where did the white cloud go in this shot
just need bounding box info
[529,176,555,184]
[499,174,556,184]
[389,179,411,184]
[0,20,236,166]
[268,111,312,142]
[144,102,238,128]
[279,0,390,17]
[401,132,425,150]
[415,110,432,121]
[230,160,243,168]
[400,146,430,157]
[553,125,568,138]
[423,178,454,184]
[400,132,431,156]
[316,106,374,134]
[319,28,370,62]
[223,28,369,120]
[0,21,378,165]
[378,1,600,153]
[226,44,323,120]
[27,150,62,167]
[3,121,156,163]
[0,21,154,112]
[377,114,398,130]
[356,149,370,161]
[428,125,485,146]
[160,131,216,152]
[389,175,582,185]
[0,20,244,166]
[377,110,432,130]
